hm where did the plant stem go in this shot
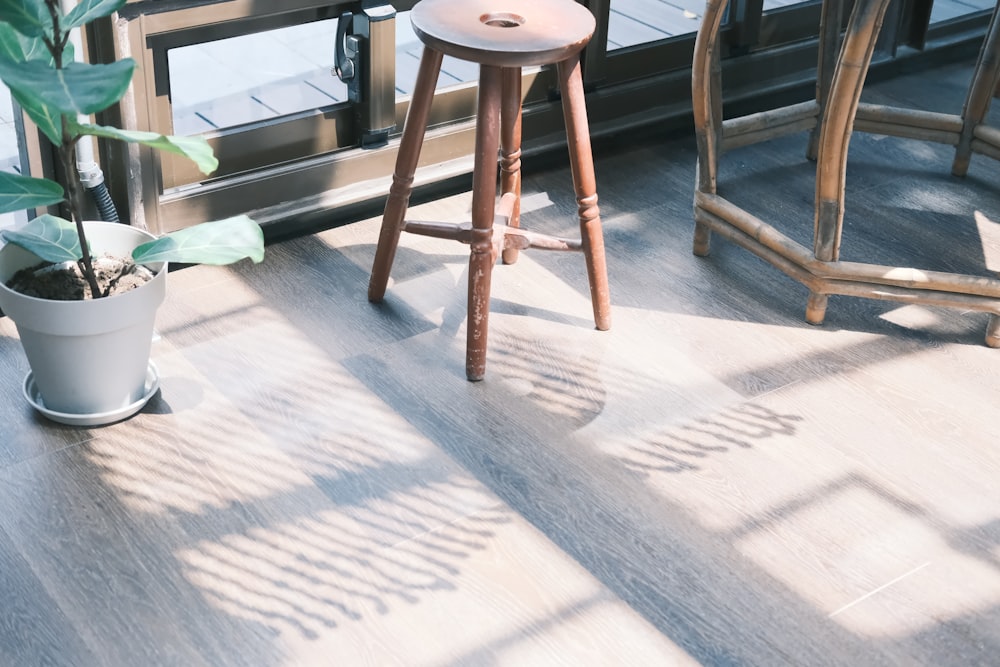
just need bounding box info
[59,136,102,298]
[48,0,103,298]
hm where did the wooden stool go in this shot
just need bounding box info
[368,0,611,381]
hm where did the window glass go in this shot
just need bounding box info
[930,0,993,23]
[168,18,348,136]
[394,10,479,95]
[607,0,702,50]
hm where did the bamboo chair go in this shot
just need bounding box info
[692,0,1000,346]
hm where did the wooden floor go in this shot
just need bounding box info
[3,57,1000,666]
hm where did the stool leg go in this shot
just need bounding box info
[466,65,504,381]
[557,53,611,332]
[368,47,444,302]
[500,67,523,265]
[953,3,1000,176]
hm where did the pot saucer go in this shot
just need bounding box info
[23,362,161,427]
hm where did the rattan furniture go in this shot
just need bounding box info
[692,0,1000,346]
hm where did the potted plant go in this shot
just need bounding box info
[0,0,265,425]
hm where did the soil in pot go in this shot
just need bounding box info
[4,255,155,300]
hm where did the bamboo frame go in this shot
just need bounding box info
[691,0,1000,347]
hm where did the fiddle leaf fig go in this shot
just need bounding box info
[0,213,266,269]
[0,20,63,64]
[132,216,265,266]
[0,0,52,39]
[0,0,264,301]
[0,58,134,143]
[63,0,125,31]
[0,214,81,263]
[0,171,63,214]
[78,122,219,175]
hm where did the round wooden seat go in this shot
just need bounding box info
[411,0,595,67]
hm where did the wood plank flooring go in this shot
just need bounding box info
[2,58,1000,666]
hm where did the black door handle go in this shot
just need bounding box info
[333,11,355,81]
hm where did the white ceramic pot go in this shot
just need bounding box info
[0,221,166,425]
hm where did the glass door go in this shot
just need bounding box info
[11,0,993,235]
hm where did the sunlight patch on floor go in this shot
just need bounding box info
[974,209,1000,273]
[173,507,698,666]
[736,481,1000,638]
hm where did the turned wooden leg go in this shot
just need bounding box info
[558,54,611,332]
[500,67,523,266]
[953,3,1000,176]
[368,47,444,302]
[466,65,503,381]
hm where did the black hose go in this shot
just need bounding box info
[87,182,120,223]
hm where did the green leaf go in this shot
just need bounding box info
[77,122,219,175]
[15,91,60,142]
[132,215,264,266]
[0,58,134,143]
[0,214,82,263]
[0,20,62,64]
[0,0,53,39]
[63,0,125,31]
[0,171,64,213]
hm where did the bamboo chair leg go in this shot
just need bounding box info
[953,3,1000,177]
[807,0,845,161]
[692,0,728,257]
[558,54,611,332]
[693,217,714,258]
[805,293,829,325]
[987,314,1000,348]
[809,0,893,323]
[369,47,444,303]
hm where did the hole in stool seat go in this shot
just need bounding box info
[481,12,525,28]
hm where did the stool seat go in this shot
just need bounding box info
[411,0,595,67]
